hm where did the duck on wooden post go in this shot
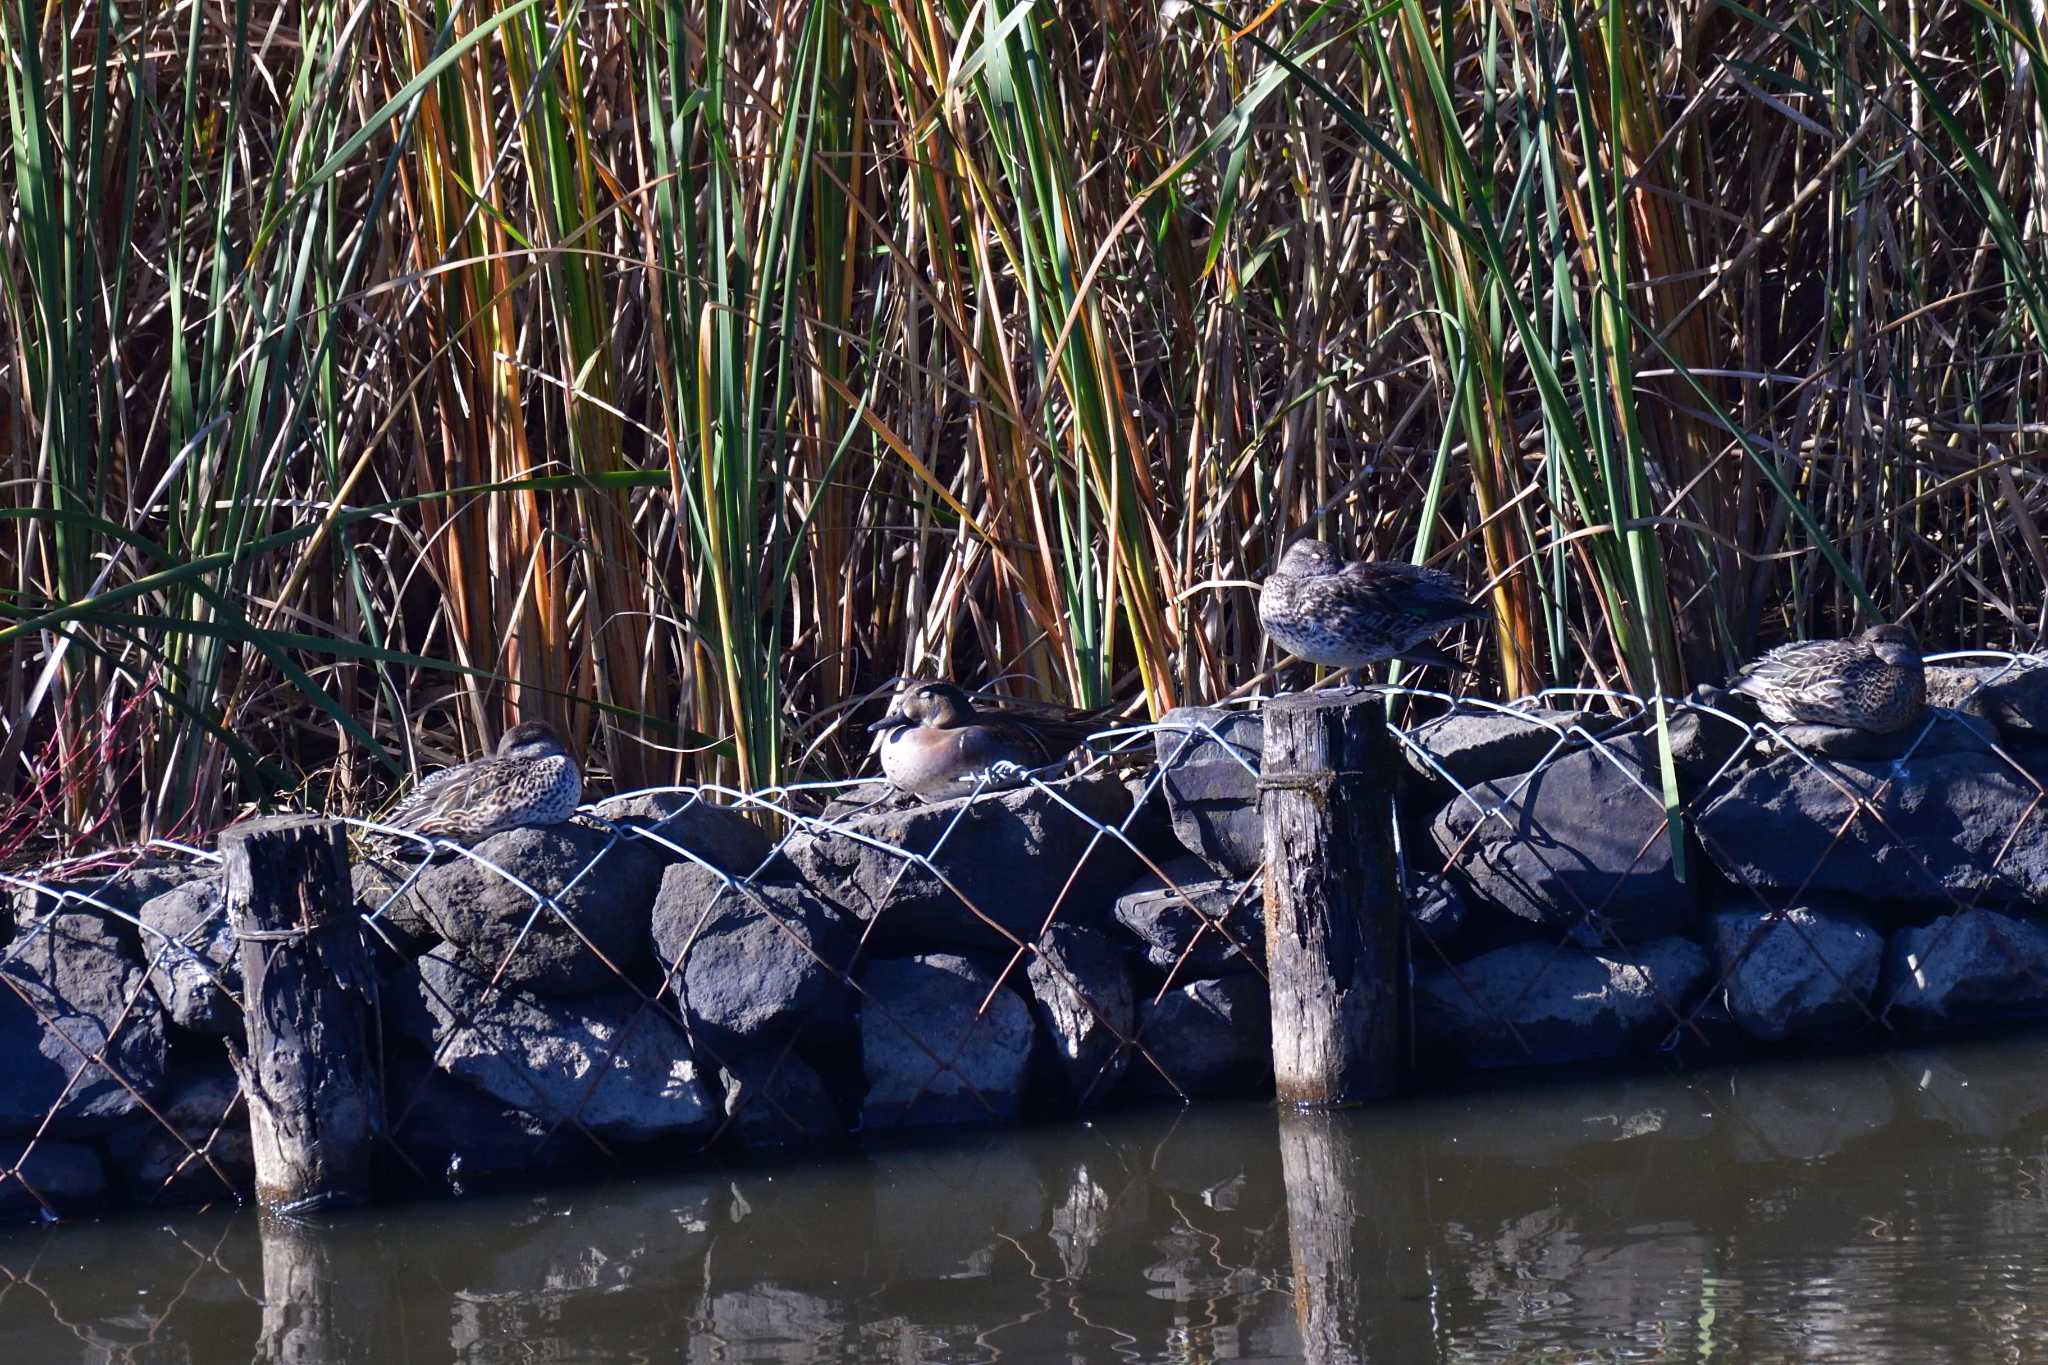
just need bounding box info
[1731,624,1926,733]
[383,721,582,843]
[866,682,1106,800]
[1257,538,1490,687]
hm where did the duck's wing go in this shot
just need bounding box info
[1732,639,1858,705]
[1338,561,1490,627]
[385,755,516,834]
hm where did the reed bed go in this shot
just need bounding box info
[2,0,2044,853]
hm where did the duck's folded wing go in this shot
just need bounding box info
[387,758,504,832]
[1340,562,1489,625]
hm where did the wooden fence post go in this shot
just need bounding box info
[221,815,379,1212]
[1259,692,1404,1104]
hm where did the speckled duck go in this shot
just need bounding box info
[384,720,582,842]
[1257,538,1490,679]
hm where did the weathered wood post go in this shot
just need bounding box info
[221,815,379,1212]
[1260,692,1404,1104]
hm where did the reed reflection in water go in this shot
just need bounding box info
[4,1037,2048,1362]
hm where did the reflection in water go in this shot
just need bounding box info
[4,1037,2048,1362]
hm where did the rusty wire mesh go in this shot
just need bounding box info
[1,652,2043,1219]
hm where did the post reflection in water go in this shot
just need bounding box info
[3,1037,2048,1362]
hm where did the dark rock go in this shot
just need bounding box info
[858,954,1035,1129]
[0,912,167,1134]
[1663,704,1756,789]
[1401,706,1589,790]
[1112,856,1262,977]
[398,822,670,996]
[1431,737,1698,946]
[1407,869,1469,945]
[1416,937,1711,1070]
[651,862,857,1061]
[590,791,777,877]
[1152,706,1264,877]
[717,1055,843,1148]
[819,782,908,821]
[9,858,203,944]
[0,1140,109,1220]
[1881,907,2048,1025]
[1926,656,2048,740]
[783,774,1142,954]
[1707,901,1882,1041]
[139,879,238,1036]
[1699,749,2048,904]
[1753,711,1992,761]
[1130,975,1272,1100]
[1025,924,1134,1102]
[381,1056,591,1187]
[105,1068,252,1205]
[351,857,441,960]
[398,946,718,1143]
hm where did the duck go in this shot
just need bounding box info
[866,682,1108,800]
[1257,538,1490,682]
[1730,623,1926,733]
[383,720,583,843]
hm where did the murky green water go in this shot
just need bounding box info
[5,1037,2048,1362]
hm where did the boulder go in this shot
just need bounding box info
[1152,706,1264,877]
[380,1057,590,1188]
[1707,901,1882,1041]
[1406,869,1470,947]
[1926,656,2048,740]
[0,1141,109,1221]
[1698,749,2048,905]
[590,791,777,877]
[9,858,203,943]
[858,955,1034,1129]
[650,862,857,1060]
[1025,924,1134,1102]
[396,822,671,996]
[139,879,239,1036]
[1663,699,1756,789]
[351,857,441,960]
[1881,907,2048,1025]
[0,912,167,1134]
[104,1068,253,1205]
[398,946,717,1143]
[1431,737,1698,946]
[1751,711,1991,762]
[717,1055,843,1148]
[1112,856,1262,977]
[1129,975,1271,1100]
[1400,706,1588,790]
[782,774,1142,954]
[1416,937,1711,1070]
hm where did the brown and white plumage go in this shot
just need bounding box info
[1258,538,1489,675]
[867,682,1107,800]
[1731,623,1926,733]
[384,721,582,843]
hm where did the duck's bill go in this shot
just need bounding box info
[866,713,907,734]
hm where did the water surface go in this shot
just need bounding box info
[5,1038,2048,1362]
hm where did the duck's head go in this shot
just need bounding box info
[868,681,976,739]
[1274,538,1344,578]
[497,720,566,759]
[1862,622,1921,666]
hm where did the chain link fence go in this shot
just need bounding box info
[2,652,2044,1219]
